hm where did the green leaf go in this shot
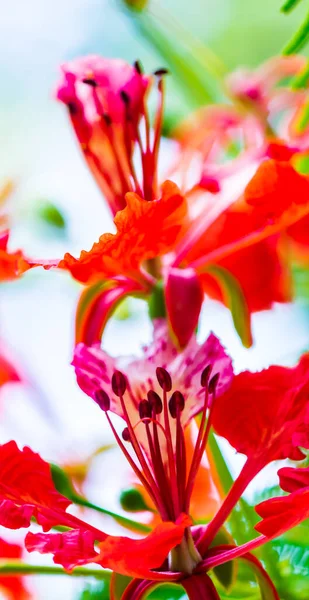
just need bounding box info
[211,528,238,590]
[37,201,66,229]
[240,554,279,600]
[206,265,253,348]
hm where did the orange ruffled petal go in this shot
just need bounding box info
[58,181,187,285]
[95,514,191,579]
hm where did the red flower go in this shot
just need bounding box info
[0,339,302,598]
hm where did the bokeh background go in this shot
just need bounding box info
[1,0,309,598]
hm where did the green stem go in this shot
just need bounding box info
[73,496,151,534]
[281,0,303,13]
[282,9,309,54]
[0,562,111,580]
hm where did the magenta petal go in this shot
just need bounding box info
[165,267,204,348]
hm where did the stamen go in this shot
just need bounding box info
[102,113,112,127]
[112,370,127,397]
[120,90,131,107]
[169,391,185,419]
[208,373,219,395]
[201,364,212,388]
[67,101,77,116]
[139,400,152,421]
[153,68,169,76]
[133,60,143,74]
[82,78,99,87]
[156,367,172,392]
[94,389,110,411]
[147,389,163,414]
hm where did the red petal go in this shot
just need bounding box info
[255,488,309,537]
[25,529,98,571]
[0,441,82,532]
[212,355,309,464]
[0,350,20,388]
[95,515,191,578]
[244,160,309,223]
[278,466,309,492]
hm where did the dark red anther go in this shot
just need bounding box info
[134,60,143,74]
[120,90,130,104]
[94,389,110,412]
[169,390,185,419]
[122,427,131,442]
[112,370,127,397]
[102,113,112,126]
[147,390,163,414]
[67,101,77,116]
[208,373,220,394]
[201,364,212,388]
[139,400,152,421]
[82,78,98,87]
[154,68,169,76]
[156,367,172,392]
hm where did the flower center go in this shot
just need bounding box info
[96,364,220,538]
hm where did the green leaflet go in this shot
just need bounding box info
[281,0,304,13]
[206,265,253,348]
[51,463,151,534]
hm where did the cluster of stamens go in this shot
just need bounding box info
[67,61,168,212]
[94,364,220,525]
